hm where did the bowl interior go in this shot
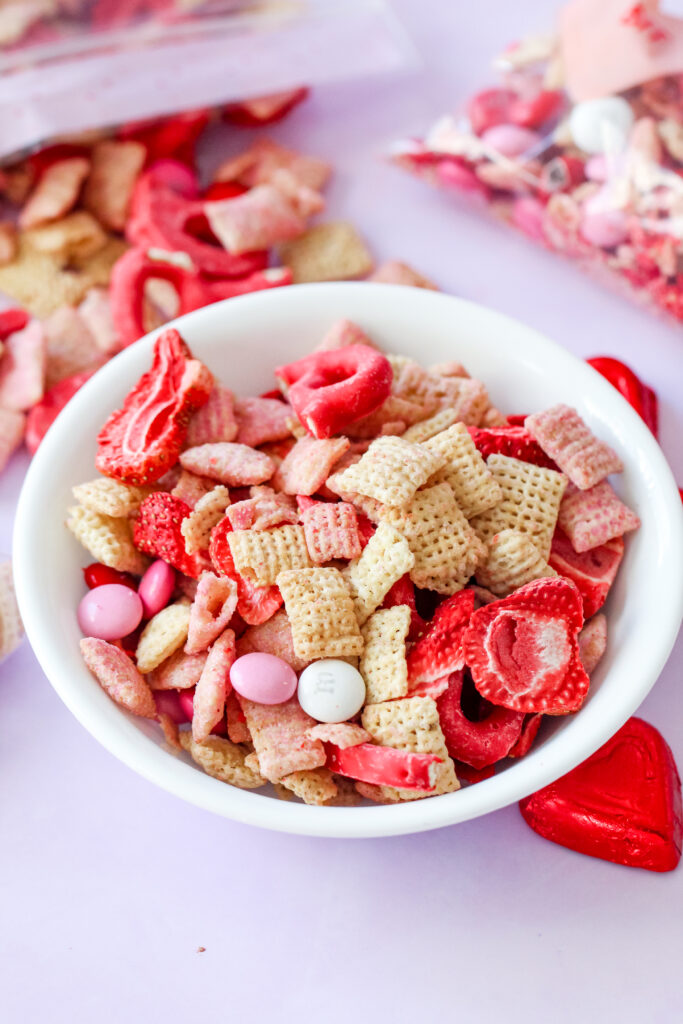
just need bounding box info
[14,283,683,837]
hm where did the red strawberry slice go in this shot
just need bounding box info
[0,308,29,341]
[134,492,202,578]
[549,528,624,619]
[406,589,475,685]
[326,743,442,791]
[96,328,213,485]
[25,367,97,454]
[468,425,558,470]
[436,670,525,770]
[508,713,544,758]
[452,761,495,784]
[208,517,282,625]
[462,577,588,715]
[519,717,682,872]
[382,574,426,642]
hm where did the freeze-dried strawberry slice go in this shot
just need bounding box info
[96,328,212,485]
[326,743,442,791]
[548,528,624,618]
[463,577,588,715]
[208,517,282,625]
[468,425,558,470]
[134,492,202,578]
[508,713,544,758]
[436,670,525,770]
[381,574,426,642]
[25,368,96,454]
[406,589,475,685]
[0,308,29,341]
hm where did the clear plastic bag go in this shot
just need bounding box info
[0,0,417,161]
[392,0,683,324]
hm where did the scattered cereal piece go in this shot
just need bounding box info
[43,306,102,389]
[179,732,266,789]
[19,157,91,229]
[361,696,459,800]
[24,210,107,263]
[215,137,331,192]
[273,436,350,495]
[0,222,17,265]
[470,455,567,561]
[278,567,364,659]
[234,396,294,448]
[278,221,373,283]
[382,483,486,594]
[475,529,557,597]
[186,572,238,654]
[147,648,208,690]
[360,605,411,703]
[306,722,371,748]
[331,435,444,510]
[401,408,459,444]
[428,361,470,378]
[0,319,46,411]
[279,768,338,805]
[186,386,238,446]
[78,286,119,356]
[192,629,236,742]
[238,695,326,782]
[558,481,640,553]
[344,522,415,624]
[228,524,311,586]
[300,500,362,563]
[227,487,298,531]
[171,471,216,509]
[0,561,23,660]
[72,477,151,518]
[236,609,309,673]
[525,404,623,490]
[345,394,425,439]
[83,140,146,232]
[225,689,251,744]
[136,600,192,674]
[158,712,182,750]
[204,184,305,254]
[579,613,608,675]
[179,443,275,487]
[368,260,439,289]
[324,776,365,805]
[67,505,149,576]
[181,486,230,554]
[314,319,380,352]
[424,422,503,519]
[80,637,156,718]
[0,409,25,474]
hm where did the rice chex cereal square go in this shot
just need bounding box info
[277,567,364,659]
[301,501,362,563]
[345,522,414,624]
[361,696,459,801]
[330,436,444,510]
[469,455,567,561]
[525,404,623,490]
[401,408,459,444]
[228,524,311,586]
[179,733,266,790]
[360,605,411,704]
[72,477,151,517]
[66,505,149,576]
[136,601,191,673]
[558,481,640,553]
[273,436,350,495]
[423,422,502,519]
[475,529,557,597]
[181,486,230,554]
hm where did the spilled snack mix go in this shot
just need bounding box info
[70,320,641,806]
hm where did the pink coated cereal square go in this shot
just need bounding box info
[179,443,275,487]
[234,396,294,448]
[314,318,380,352]
[147,648,208,690]
[225,689,251,744]
[236,609,310,673]
[558,481,640,552]
[237,695,326,782]
[171,471,217,509]
[192,629,236,743]
[273,436,350,495]
[305,723,371,748]
[43,306,101,390]
[0,320,46,411]
[226,487,298,531]
[525,404,623,490]
[185,572,238,654]
[80,637,156,718]
[203,185,305,255]
[186,386,238,446]
[0,408,25,473]
[300,500,362,563]
[368,261,439,290]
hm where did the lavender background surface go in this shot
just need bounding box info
[1,3,682,1021]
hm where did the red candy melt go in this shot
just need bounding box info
[519,717,682,872]
[327,742,442,791]
[96,328,212,484]
[548,529,624,619]
[275,344,393,439]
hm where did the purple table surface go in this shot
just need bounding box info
[2,2,682,1021]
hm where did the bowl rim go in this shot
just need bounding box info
[13,282,683,838]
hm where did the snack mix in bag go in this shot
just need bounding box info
[393,0,683,322]
[69,321,642,807]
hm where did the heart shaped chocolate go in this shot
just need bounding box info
[519,717,682,872]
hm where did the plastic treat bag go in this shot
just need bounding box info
[0,559,23,663]
[392,0,683,324]
[0,0,416,162]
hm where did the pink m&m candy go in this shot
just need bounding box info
[579,209,629,249]
[481,124,542,159]
[138,559,175,618]
[77,583,143,641]
[230,652,298,705]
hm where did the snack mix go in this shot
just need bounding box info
[69,322,641,806]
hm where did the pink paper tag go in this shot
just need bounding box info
[560,0,683,101]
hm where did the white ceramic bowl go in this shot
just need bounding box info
[14,284,683,837]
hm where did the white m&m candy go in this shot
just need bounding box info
[568,97,634,155]
[297,659,366,723]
